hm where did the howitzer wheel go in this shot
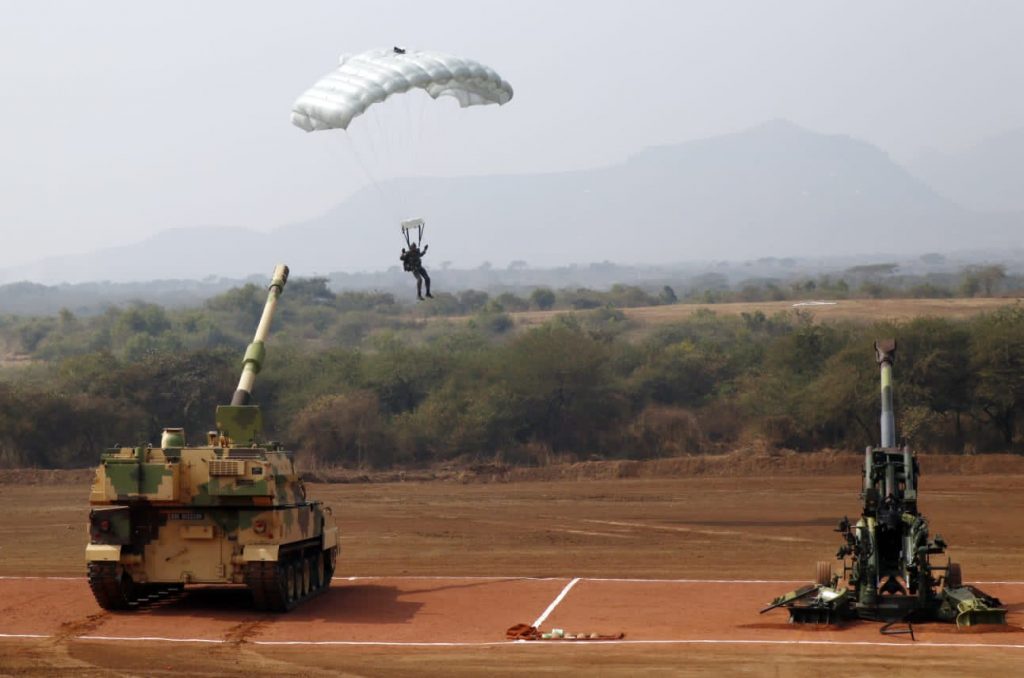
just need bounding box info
[946,562,962,589]
[815,561,833,587]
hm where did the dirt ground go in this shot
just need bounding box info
[1,464,1022,676]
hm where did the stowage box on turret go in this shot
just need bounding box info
[86,265,339,612]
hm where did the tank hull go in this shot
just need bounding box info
[87,445,339,612]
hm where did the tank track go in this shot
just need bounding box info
[87,561,184,611]
[245,546,337,612]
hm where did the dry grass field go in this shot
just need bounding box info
[505,296,1023,329]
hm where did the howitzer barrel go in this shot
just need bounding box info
[875,338,897,448]
[231,265,289,406]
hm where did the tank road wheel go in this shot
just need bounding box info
[323,547,337,585]
[245,562,269,611]
[946,562,963,589]
[87,561,137,610]
[257,562,292,612]
[285,562,298,604]
[301,556,312,597]
[313,552,325,592]
[815,561,833,587]
[292,562,304,600]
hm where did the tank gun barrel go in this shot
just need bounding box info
[874,338,897,448]
[231,265,289,406]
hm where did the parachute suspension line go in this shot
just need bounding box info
[339,132,397,223]
[367,104,409,219]
[407,90,429,179]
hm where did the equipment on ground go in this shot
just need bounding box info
[86,265,339,612]
[761,339,1006,630]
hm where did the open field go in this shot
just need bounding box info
[1,465,1023,676]
[502,297,1024,329]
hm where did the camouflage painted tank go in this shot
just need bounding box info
[86,265,339,612]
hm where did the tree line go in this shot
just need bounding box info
[1,280,1024,468]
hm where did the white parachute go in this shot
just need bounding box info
[291,47,514,132]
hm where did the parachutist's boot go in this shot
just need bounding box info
[426,292,434,298]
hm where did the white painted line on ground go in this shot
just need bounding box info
[513,639,1024,650]
[583,578,807,584]
[340,575,567,582]
[77,635,224,644]
[532,577,581,628]
[254,640,515,647]
[4,575,1022,585]
[13,635,1016,650]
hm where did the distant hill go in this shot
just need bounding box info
[4,120,1021,284]
[908,126,1024,213]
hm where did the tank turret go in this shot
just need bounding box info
[86,265,339,612]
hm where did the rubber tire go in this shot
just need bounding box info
[301,557,311,597]
[946,562,963,589]
[815,561,833,587]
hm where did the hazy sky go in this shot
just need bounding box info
[2,1,1022,268]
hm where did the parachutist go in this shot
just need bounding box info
[393,46,406,54]
[400,242,432,300]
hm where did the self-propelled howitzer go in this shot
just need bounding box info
[762,339,1005,631]
[86,265,339,612]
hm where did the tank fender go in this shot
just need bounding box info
[243,544,280,562]
[322,526,338,550]
[86,544,122,562]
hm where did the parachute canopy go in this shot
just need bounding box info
[291,47,514,132]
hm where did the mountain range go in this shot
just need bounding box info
[907,126,1024,214]
[4,119,1021,284]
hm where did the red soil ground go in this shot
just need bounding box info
[1,464,1022,675]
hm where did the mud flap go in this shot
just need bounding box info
[85,544,122,562]
[322,526,338,551]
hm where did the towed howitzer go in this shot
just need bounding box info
[86,265,339,612]
[761,339,1006,630]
